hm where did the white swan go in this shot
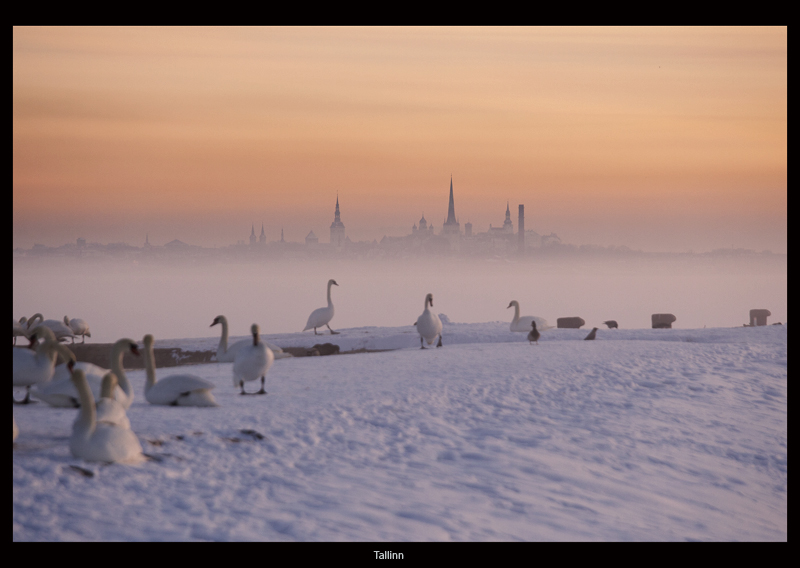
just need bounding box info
[211,315,290,361]
[303,279,339,335]
[416,293,443,349]
[69,367,143,464]
[64,316,91,343]
[507,301,551,333]
[13,328,76,404]
[233,324,273,395]
[26,313,75,343]
[143,334,218,406]
[31,338,139,408]
[96,372,131,430]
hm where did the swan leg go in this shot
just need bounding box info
[420,336,425,349]
[327,324,339,335]
[256,376,267,395]
[436,335,443,348]
[314,328,319,335]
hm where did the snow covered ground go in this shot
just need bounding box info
[13,322,787,541]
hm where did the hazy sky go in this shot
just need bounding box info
[13,26,787,253]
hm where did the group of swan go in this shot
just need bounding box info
[31,338,139,408]
[13,313,91,345]
[303,279,339,335]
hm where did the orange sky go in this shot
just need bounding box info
[13,26,787,252]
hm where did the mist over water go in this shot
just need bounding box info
[13,255,787,344]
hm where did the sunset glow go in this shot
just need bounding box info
[13,26,787,252]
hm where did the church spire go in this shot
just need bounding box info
[446,175,457,225]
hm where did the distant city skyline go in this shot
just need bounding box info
[13,27,786,253]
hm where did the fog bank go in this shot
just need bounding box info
[13,255,786,344]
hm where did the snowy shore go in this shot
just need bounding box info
[13,323,787,541]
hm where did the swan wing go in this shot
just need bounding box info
[71,422,143,463]
[304,306,334,330]
[147,374,217,406]
[96,398,131,429]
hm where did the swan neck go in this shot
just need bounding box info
[217,317,229,354]
[27,313,43,329]
[513,302,520,323]
[144,342,157,390]
[111,342,133,398]
[327,281,334,307]
[74,374,96,433]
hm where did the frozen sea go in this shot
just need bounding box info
[13,322,787,541]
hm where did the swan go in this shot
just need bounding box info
[416,293,443,349]
[68,367,144,464]
[303,279,339,335]
[233,324,273,395]
[13,416,18,442]
[96,372,131,430]
[64,316,91,343]
[31,338,139,408]
[143,334,218,406]
[507,301,551,333]
[13,329,76,404]
[26,313,75,343]
[211,315,290,361]
[528,321,541,345]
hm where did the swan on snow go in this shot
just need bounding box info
[143,334,218,406]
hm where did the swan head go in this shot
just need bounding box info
[210,315,226,327]
[251,323,261,345]
[143,334,154,349]
[100,372,118,399]
[507,301,518,309]
[329,279,339,287]
[115,339,141,358]
[64,316,70,325]
[425,293,434,307]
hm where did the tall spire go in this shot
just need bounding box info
[446,175,457,225]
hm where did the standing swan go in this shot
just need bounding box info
[211,315,290,361]
[143,334,218,406]
[64,316,91,343]
[416,293,443,349]
[31,338,139,408]
[69,368,143,464]
[304,279,339,335]
[233,324,273,395]
[507,301,550,333]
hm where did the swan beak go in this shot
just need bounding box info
[130,344,141,356]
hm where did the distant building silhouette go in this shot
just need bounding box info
[249,225,256,246]
[259,223,266,245]
[441,176,460,237]
[330,195,345,247]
